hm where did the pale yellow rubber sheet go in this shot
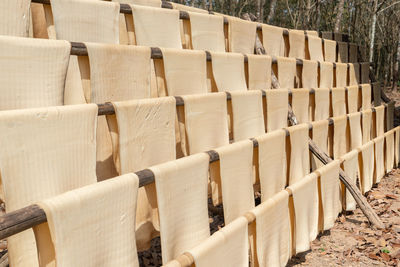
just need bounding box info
[0,104,98,267]
[131,4,182,48]
[340,150,359,211]
[319,62,333,88]
[247,54,272,90]
[288,173,319,254]
[333,115,349,159]
[0,36,70,110]
[331,87,346,117]
[265,89,288,132]
[348,112,362,150]
[277,56,296,89]
[161,48,208,96]
[316,160,341,230]
[261,24,285,57]
[256,130,287,201]
[0,0,30,37]
[335,63,348,88]
[188,216,249,267]
[313,88,330,121]
[107,97,176,250]
[213,140,255,224]
[230,90,265,141]
[288,123,310,185]
[250,190,290,267]
[228,17,257,54]
[189,12,225,52]
[181,92,229,154]
[359,141,374,193]
[302,60,318,89]
[210,52,247,92]
[34,173,140,267]
[374,136,385,184]
[86,43,152,181]
[289,30,305,59]
[291,89,310,123]
[362,109,372,144]
[51,0,120,43]
[151,153,210,264]
[307,35,323,62]
[323,39,336,62]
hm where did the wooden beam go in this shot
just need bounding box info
[69,42,374,70]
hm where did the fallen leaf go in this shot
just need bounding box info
[386,194,398,200]
[369,252,380,260]
[392,242,400,249]
[380,252,391,261]
[370,191,386,200]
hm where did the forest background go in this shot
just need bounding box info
[174,0,400,90]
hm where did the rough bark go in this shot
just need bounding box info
[392,27,400,91]
[370,0,378,62]
[266,0,277,23]
[334,0,345,32]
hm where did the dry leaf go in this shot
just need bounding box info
[380,252,391,261]
[369,253,380,260]
[386,194,398,200]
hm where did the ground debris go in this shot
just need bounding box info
[288,169,400,266]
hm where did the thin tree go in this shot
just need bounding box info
[334,0,345,32]
[266,0,277,23]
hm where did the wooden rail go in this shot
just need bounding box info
[96,86,371,116]
[70,42,372,70]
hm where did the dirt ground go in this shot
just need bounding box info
[288,169,400,267]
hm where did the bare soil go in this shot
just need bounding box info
[288,169,400,267]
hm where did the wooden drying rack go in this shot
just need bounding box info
[31,0,359,49]
[0,0,380,244]
[0,100,383,240]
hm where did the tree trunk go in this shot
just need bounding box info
[256,0,261,21]
[306,0,311,25]
[334,0,345,32]
[266,0,277,23]
[369,0,378,62]
[316,0,321,31]
[392,28,400,91]
[259,0,264,22]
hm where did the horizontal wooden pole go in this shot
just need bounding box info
[70,42,372,69]
[96,85,372,116]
